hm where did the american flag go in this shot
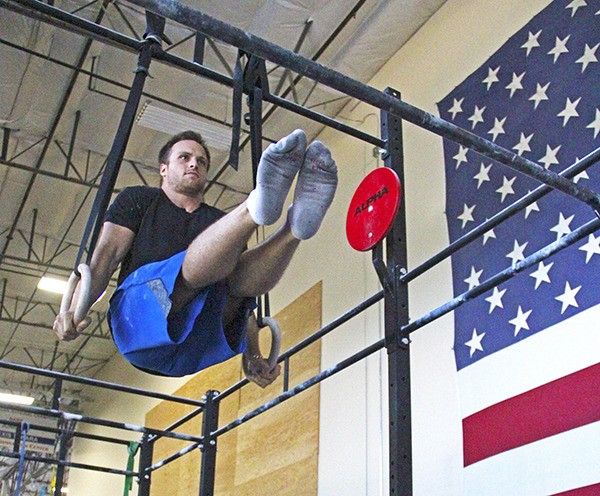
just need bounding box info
[438,0,600,493]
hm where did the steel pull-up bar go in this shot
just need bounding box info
[126,0,600,212]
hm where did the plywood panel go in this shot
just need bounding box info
[146,357,243,495]
[145,282,322,495]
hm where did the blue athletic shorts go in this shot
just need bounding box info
[108,251,255,377]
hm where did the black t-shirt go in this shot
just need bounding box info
[105,186,226,285]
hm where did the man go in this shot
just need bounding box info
[53,129,337,387]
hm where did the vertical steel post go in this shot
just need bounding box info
[199,390,220,496]
[53,426,70,496]
[137,434,153,496]
[52,377,63,410]
[380,88,411,495]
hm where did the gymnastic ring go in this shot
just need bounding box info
[60,264,92,325]
[260,317,282,370]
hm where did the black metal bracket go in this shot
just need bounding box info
[372,242,393,293]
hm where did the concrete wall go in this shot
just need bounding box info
[68,0,551,494]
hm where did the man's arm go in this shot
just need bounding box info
[53,222,134,341]
[242,314,282,388]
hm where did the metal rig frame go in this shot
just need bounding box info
[0,0,599,495]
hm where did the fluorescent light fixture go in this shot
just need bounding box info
[136,102,233,150]
[38,276,69,295]
[0,393,35,405]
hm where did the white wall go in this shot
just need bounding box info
[68,0,552,494]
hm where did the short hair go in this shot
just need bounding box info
[158,130,211,170]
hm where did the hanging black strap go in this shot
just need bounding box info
[75,36,158,270]
[228,50,246,171]
[244,56,273,326]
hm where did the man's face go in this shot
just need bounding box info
[160,139,209,196]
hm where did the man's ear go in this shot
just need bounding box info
[159,162,167,178]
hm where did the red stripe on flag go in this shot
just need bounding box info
[551,483,600,495]
[463,362,600,466]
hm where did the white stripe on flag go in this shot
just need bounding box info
[463,420,600,496]
[458,304,600,418]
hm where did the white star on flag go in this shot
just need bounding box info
[555,281,581,314]
[538,143,561,169]
[482,225,496,245]
[483,67,500,90]
[573,170,589,183]
[488,117,507,141]
[509,306,532,336]
[576,43,598,72]
[468,105,486,129]
[579,233,600,263]
[458,204,476,228]
[566,0,587,17]
[473,163,492,188]
[513,133,534,155]
[485,286,506,313]
[529,82,550,109]
[506,72,526,97]
[530,260,554,289]
[506,239,528,266]
[521,30,541,56]
[557,97,581,126]
[453,146,469,168]
[464,266,483,290]
[496,176,516,202]
[465,329,485,357]
[587,109,600,138]
[550,212,574,240]
[524,193,540,219]
[448,97,464,119]
[548,35,570,63]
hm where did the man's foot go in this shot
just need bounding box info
[246,129,307,225]
[288,140,338,240]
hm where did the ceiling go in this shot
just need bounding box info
[0,0,448,410]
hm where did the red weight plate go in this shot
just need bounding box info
[346,167,401,251]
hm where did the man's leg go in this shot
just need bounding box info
[227,219,300,297]
[226,139,338,298]
[170,130,307,312]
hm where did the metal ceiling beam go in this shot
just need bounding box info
[0,316,111,339]
[0,1,112,270]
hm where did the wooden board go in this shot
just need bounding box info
[145,282,322,495]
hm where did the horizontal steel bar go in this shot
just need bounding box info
[1,402,205,443]
[0,361,205,406]
[0,450,137,477]
[0,417,131,446]
[128,0,600,210]
[145,441,201,473]
[216,290,384,401]
[263,92,385,148]
[402,217,600,336]
[148,405,204,444]
[402,146,600,283]
[213,339,384,438]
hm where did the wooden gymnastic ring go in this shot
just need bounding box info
[60,264,92,325]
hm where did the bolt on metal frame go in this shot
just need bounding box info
[0,0,599,495]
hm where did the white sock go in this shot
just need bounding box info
[288,140,338,240]
[247,129,307,225]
